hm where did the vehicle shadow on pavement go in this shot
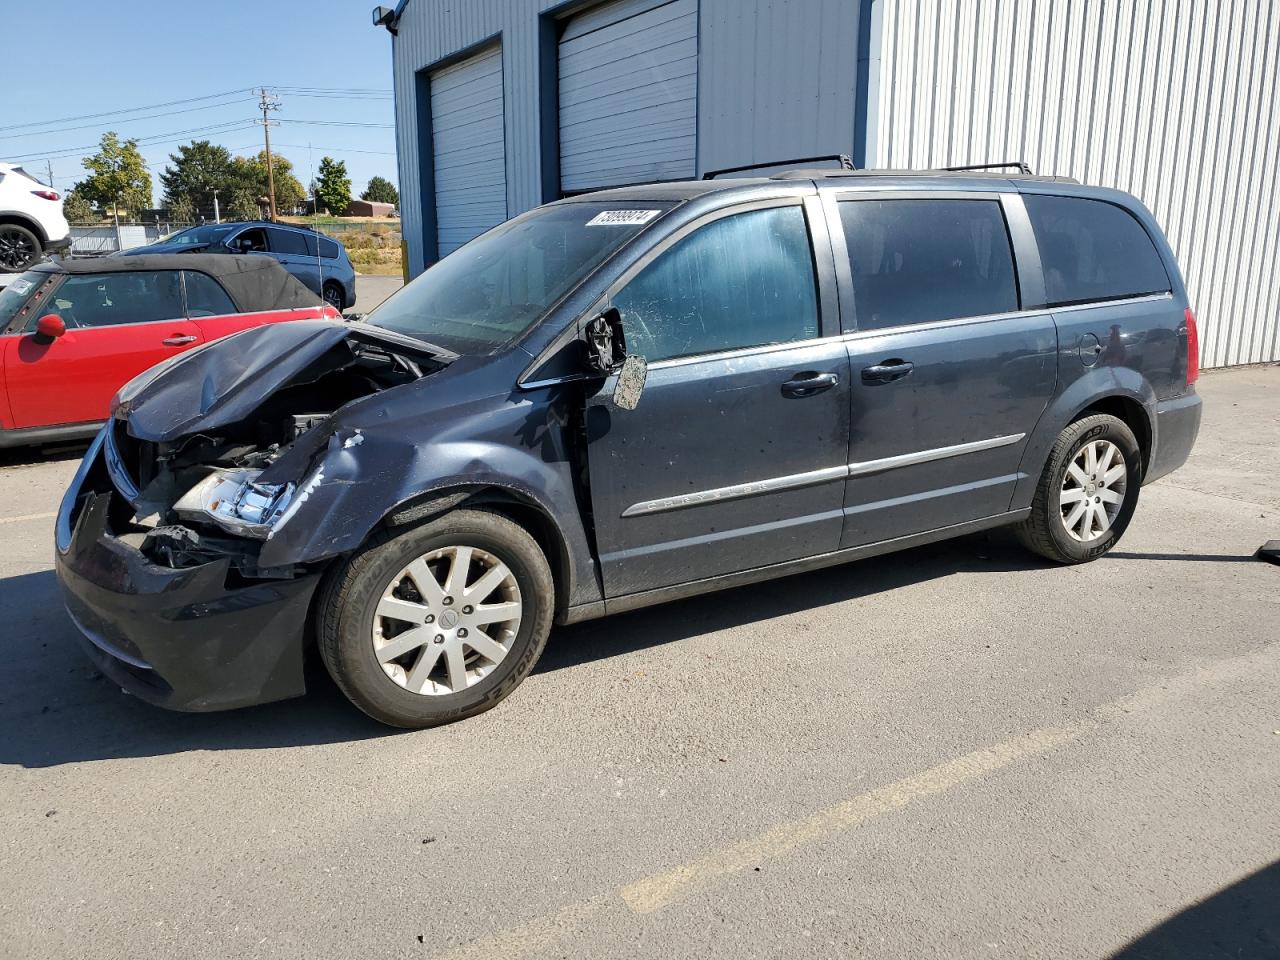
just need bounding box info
[0,569,386,769]
[538,530,1042,674]
[0,531,1039,768]
[0,443,88,469]
[1108,859,1280,959]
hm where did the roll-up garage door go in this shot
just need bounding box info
[558,0,698,193]
[430,45,507,258]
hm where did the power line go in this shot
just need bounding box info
[271,142,397,156]
[0,97,256,142]
[8,121,259,161]
[0,88,253,134]
[275,118,396,129]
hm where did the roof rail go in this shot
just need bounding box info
[942,162,1034,175]
[702,154,855,180]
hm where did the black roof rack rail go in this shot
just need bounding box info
[941,162,1035,175]
[702,154,855,180]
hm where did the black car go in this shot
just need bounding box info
[122,220,357,311]
[56,164,1201,728]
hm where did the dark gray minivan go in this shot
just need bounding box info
[56,165,1201,727]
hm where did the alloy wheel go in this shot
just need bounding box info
[1060,439,1127,542]
[371,545,523,695]
[0,229,36,271]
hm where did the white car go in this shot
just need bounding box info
[0,163,71,272]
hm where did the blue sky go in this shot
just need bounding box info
[2,0,398,203]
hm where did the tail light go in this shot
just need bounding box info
[1184,307,1200,386]
[31,189,60,202]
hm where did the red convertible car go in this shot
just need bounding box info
[0,254,339,447]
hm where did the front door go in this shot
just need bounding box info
[585,202,850,598]
[3,270,202,427]
[828,194,1058,547]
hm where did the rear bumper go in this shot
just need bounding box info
[1146,389,1202,483]
[44,234,72,256]
[54,441,321,712]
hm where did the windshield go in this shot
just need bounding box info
[367,202,673,353]
[0,271,55,331]
[162,224,235,246]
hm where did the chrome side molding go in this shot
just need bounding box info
[622,433,1026,517]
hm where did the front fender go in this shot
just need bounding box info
[257,395,602,609]
[1009,364,1156,510]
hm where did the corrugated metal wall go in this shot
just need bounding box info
[870,0,1280,368]
[390,0,863,276]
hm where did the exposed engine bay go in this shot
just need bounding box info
[101,325,451,575]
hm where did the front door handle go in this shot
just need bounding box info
[781,371,839,398]
[162,334,198,347]
[861,359,914,384]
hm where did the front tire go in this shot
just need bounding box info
[0,224,41,271]
[317,509,554,728]
[1015,413,1143,564]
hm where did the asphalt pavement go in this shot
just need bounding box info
[0,366,1276,960]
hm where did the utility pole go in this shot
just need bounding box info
[257,87,281,221]
[45,159,55,191]
[212,188,221,224]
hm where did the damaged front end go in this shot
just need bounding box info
[54,320,454,711]
[102,320,452,577]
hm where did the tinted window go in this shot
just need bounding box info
[183,271,237,317]
[838,199,1018,331]
[40,272,184,328]
[613,206,819,362]
[162,224,235,247]
[267,227,309,256]
[318,236,340,259]
[231,228,267,253]
[1024,195,1170,306]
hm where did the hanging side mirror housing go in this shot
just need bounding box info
[581,308,646,410]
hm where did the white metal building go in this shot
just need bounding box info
[384,0,1280,368]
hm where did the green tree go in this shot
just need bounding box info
[360,175,399,206]
[227,188,261,221]
[315,156,352,215]
[167,194,197,223]
[77,132,152,219]
[160,140,238,214]
[61,189,96,223]
[232,151,305,216]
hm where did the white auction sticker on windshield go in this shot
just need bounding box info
[586,209,661,226]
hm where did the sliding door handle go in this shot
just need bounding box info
[781,371,839,398]
[861,359,914,384]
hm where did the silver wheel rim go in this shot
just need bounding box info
[1060,439,1127,543]
[371,545,523,696]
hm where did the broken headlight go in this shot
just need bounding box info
[173,469,297,540]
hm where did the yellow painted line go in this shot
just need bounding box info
[620,723,1085,913]
[0,511,56,525]
[430,643,1279,959]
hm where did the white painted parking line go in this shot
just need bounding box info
[0,511,56,525]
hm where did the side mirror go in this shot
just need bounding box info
[582,308,647,411]
[583,309,626,375]
[33,315,66,342]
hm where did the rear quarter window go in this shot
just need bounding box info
[1024,195,1170,307]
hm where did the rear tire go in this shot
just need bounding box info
[322,281,344,311]
[0,224,41,271]
[317,509,554,728]
[1015,413,1143,564]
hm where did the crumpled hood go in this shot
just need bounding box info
[113,320,452,442]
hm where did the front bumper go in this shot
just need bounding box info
[54,441,322,712]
